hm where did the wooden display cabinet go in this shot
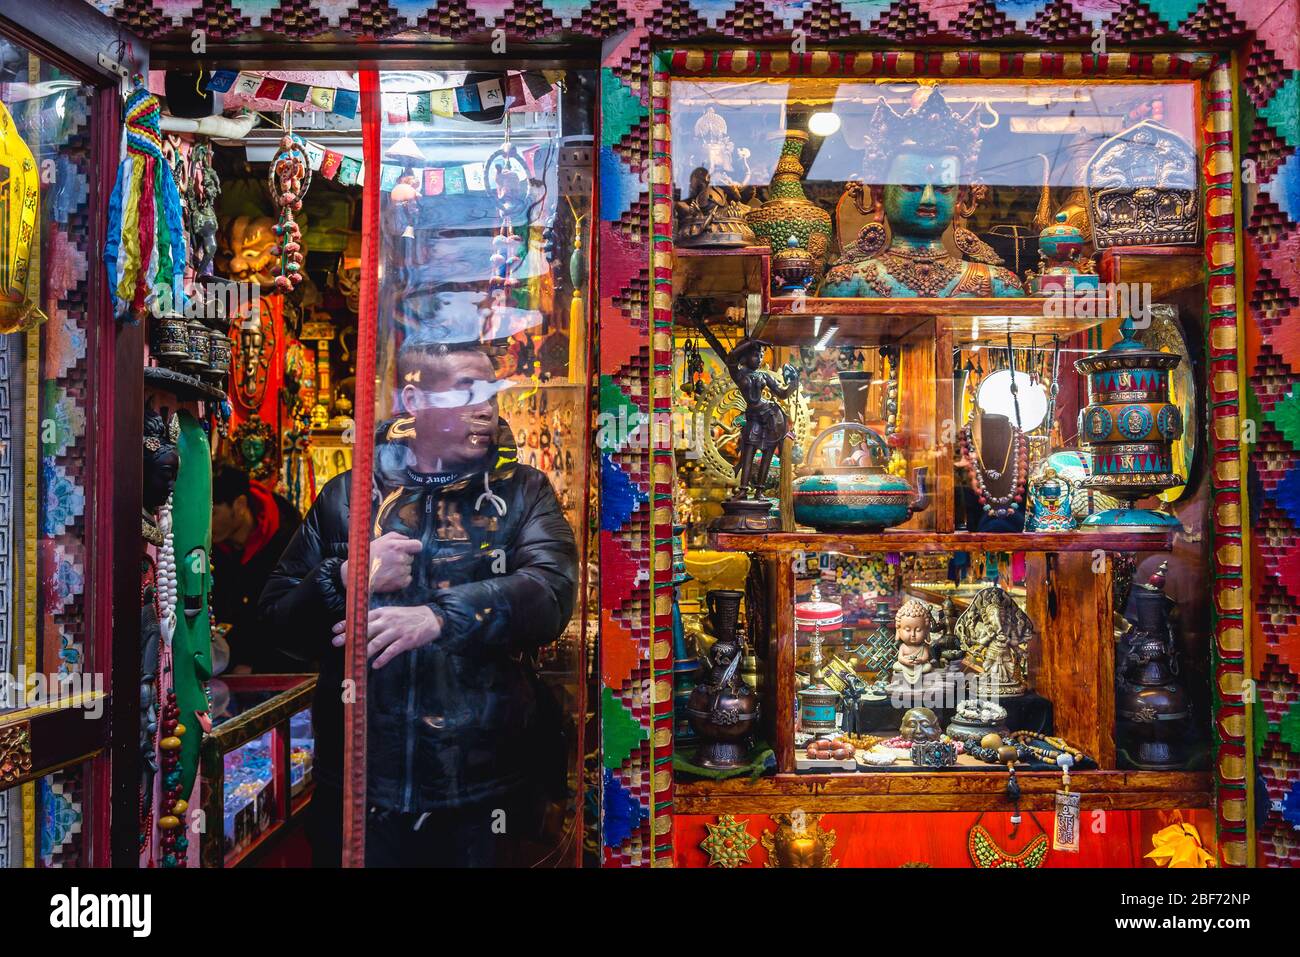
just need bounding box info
[670,247,1211,815]
[198,674,317,868]
[677,540,1212,813]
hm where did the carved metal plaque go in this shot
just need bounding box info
[1086,121,1200,249]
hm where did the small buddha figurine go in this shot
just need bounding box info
[890,598,934,688]
[674,166,758,249]
[821,89,1024,299]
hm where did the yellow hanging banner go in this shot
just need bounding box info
[0,96,46,333]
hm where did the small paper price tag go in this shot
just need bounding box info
[1053,790,1081,852]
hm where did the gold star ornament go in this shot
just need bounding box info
[700,814,757,867]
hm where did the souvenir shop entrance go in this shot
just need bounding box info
[0,0,601,868]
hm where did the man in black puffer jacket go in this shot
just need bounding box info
[259,338,577,867]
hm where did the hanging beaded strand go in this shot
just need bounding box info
[881,346,905,477]
[153,494,190,867]
[486,115,525,340]
[268,108,309,294]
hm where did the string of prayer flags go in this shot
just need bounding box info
[206,70,552,120]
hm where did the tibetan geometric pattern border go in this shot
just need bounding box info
[91,0,1300,869]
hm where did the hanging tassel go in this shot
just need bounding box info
[105,86,187,322]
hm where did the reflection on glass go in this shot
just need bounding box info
[223,730,277,858]
[0,33,97,869]
[359,69,592,867]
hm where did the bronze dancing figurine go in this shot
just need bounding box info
[696,318,799,532]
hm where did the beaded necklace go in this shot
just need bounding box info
[968,818,1049,868]
[153,496,190,868]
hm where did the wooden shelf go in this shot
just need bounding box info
[755,296,1112,346]
[711,529,1176,555]
[672,246,771,309]
[674,770,1212,813]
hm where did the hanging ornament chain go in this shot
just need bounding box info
[881,346,905,477]
[269,107,310,293]
[959,335,1027,517]
[487,114,526,339]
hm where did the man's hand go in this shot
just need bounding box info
[332,606,442,669]
[357,532,423,594]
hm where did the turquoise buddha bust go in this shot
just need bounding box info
[821,90,1024,299]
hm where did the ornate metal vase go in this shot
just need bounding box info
[746,130,833,273]
[772,235,817,293]
[686,633,759,769]
[1117,563,1189,769]
[1074,320,1183,531]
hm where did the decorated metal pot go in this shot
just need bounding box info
[206,327,233,383]
[1074,319,1183,530]
[154,312,190,367]
[793,422,928,531]
[183,318,211,372]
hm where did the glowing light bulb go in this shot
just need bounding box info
[808,112,841,137]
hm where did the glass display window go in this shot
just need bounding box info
[664,51,1227,817]
[341,68,595,867]
[0,26,108,870]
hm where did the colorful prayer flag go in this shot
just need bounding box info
[255,77,287,100]
[206,70,238,93]
[302,141,325,171]
[332,89,359,119]
[407,92,433,123]
[476,79,504,110]
[231,72,263,97]
[430,89,456,118]
[454,84,482,114]
[309,86,337,111]
[463,162,486,191]
[319,150,343,180]
[337,157,363,187]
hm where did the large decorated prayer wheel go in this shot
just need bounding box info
[1074,320,1183,531]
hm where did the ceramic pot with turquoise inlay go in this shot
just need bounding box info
[793,422,929,532]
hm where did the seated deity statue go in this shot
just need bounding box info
[820,89,1024,299]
